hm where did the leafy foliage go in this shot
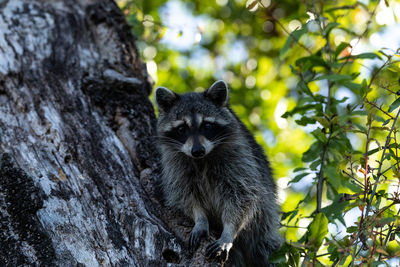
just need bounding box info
[119,0,400,265]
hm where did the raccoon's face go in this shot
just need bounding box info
[156,80,234,159]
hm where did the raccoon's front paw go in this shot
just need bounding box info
[189,228,208,252]
[205,239,233,262]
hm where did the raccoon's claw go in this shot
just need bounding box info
[189,228,208,252]
[205,240,232,262]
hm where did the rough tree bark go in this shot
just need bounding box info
[0,0,215,266]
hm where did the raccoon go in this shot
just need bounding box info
[155,80,282,266]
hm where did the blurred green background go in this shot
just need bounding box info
[117,0,400,264]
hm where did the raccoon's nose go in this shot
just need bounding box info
[191,145,205,158]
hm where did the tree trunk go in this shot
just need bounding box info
[0,0,213,265]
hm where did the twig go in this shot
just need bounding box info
[395,130,399,170]
[342,170,365,188]
[363,125,371,203]
[316,129,332,213]
[365,107,400,217]
[379,208,400,261]
[366,56,392,90]
[326,5,357,12]
[351,109,400,264]
[330,258,340,267]
[350,123,371,265]
[261,5,313,55]
[379,82,399,95]
[364,99,395,119]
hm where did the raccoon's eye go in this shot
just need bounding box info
[177,125,186,134]
[203,122,213,130]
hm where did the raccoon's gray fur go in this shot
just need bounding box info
[155,81,282,266]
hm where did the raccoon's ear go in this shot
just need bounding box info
[204,80,229,107]
[155,87,179,113]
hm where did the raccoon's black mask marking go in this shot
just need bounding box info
[199,122,230,142]
[165,121,230,145]
[164,124,190,144]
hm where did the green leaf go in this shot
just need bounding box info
[288,209,299,223]
[382,119,391,126]
[377,217,396,227]
[295,55,327,68]
[287,244,301,267]
[302,142,321,162]
[311,128,328,143]
[339,52,381,60]
[310,159,321,171]
[289,172,310,184]
[327,182,338,201]
[308,213,328,250]
[293,167,307,172]
[342,180,363,193]
[321,199,346,225]
[373,114,386,123]
[324,165,341,190]
[297,80,314,97]
[352,110,368,116]
[280,27,307,58]
[346,226,358,233]
[353,52,381,59]
[315,116,330,129]
[334,42,349,59]
[314,74,352,82]
[367,147,380,156]
[289,64,300,75]
[282,104,315,118]
[343,82,360,90]
[295,116,316,126]
[323,22,340,36]
[268,248,287,263]
[281,210,295,221]
[269,243,300,265]
[360,79,368,96]
[388,97,400,113]
[353,123,367,133]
